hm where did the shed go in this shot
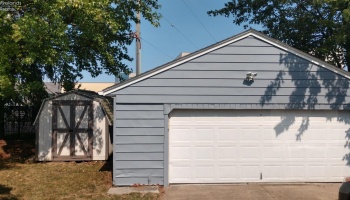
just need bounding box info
[102,29,350,186]
[34,90,113,161]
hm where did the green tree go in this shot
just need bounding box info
[0,0,160,138]
[208,0,350,70]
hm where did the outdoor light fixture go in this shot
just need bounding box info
[246,72,257,81]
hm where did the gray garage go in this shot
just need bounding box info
[101,29,350,186]
[35,90,113,161]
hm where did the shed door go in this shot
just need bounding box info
[169,110,350,183]
[52,100,93,160]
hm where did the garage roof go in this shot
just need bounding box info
[101,29,350,96]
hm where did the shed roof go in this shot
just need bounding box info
[33,89,113,125]
[101,29,350,96]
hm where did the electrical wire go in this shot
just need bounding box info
[141,37,174,59]
[182,0,216,42]
[163,15,198,49]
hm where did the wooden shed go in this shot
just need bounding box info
[34,90,113,161]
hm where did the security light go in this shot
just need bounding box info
[246,72,257,81]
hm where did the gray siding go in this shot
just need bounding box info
[115,95,350,105]
[114,37,349,108]
[173,62,330,71]
[120,79,345,87]
[114,103,164,185]
[112,36,350,186]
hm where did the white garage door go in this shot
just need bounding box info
[169,110,350,183]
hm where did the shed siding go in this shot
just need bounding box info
[37,101,52,161]
[37,92,112,161]
[112,36,350,185]
[114,103,164,185]
[93,100,110,160]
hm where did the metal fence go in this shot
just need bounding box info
[4,105,35,136]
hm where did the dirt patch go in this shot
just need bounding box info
[0,140,35,163]
[0,140,10,159]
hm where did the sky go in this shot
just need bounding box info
[81,0,262,82]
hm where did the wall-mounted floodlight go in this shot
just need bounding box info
[246,72,257,81]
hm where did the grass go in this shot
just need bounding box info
[0,139,160,200]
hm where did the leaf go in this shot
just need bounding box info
[0,0,161,100]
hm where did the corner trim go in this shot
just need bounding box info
[113,97,118,186]
[163,104,169,187]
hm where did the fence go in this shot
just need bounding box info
[4,105,35,137]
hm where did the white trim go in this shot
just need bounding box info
[102,31,350,95]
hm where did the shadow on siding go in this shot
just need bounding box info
[259,52,350,164]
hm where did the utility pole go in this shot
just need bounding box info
[136,7,141,75]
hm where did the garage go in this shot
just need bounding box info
[169,109,350,183]
[102,29,350,186]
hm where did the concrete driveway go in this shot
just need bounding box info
[162,183,341,200]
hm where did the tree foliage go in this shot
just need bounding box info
[0,0,160,101]
[0,0,160,138]
[208,0,350,70]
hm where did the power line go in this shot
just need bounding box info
[141,37,173,59]
[182,0,216,42]
[163,15,198,49]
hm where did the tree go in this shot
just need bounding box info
[0,0,160,89]
[0,0,160,138]
[208,0,350,70]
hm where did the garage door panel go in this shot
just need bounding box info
[217,129,238,141]
[263,165,284,180]
[217,146,238,160]
[214,120,239,126]
[328,130,347,141]
[328,165,350,179]
[240,146,261,159]
[285,165,306,179]
[240,165,260,180]
[269,132,298,142]
[195,147,214,160]
[240,129,262,141]
[192,119,217,125]
[263,146,283,159]
[195,166,214,179]
[327,145,348,159]
[169,110,350,183]
[170,146,191,160]
[217,166,238,179]
[308,166,326,179]
[170,128,191,142]
[286,146,306,159]
[236,120,260,126]
[170,166,191,181]
[262,131,281,140]
[302,131,328,141]
[307,147,326,159]
[194,128,214,142]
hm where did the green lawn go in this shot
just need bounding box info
[0,140,160,200]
